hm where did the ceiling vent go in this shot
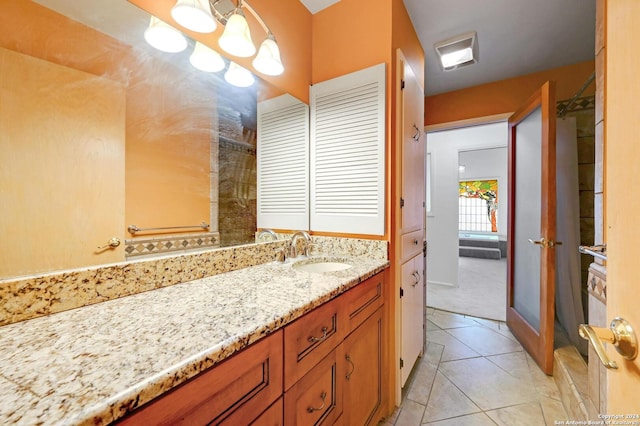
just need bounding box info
[434,31,478,72]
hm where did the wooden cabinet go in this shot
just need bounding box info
[284,346,343,425]
[400,255,424,385]
[396,48,426,388]
[284,297,343,390]
[119,271,386,426]
[283,272,386,426]
[342,308,383,425]
[118,330,283,426]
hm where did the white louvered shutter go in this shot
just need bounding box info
[310,63,386,235]
[257,94,309,230]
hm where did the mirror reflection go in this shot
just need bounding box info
[0,0,297,280]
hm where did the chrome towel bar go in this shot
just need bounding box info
[128,222,210,235]
[578,244,607,261]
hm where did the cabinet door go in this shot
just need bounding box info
[251,397,283,426]
[401,255,424,386]
[342,308,383,426]
[257,94,309,231]
[399,53,425,234]
[310,63,386,236]
[284,346,343,426]
[119,331,283,426]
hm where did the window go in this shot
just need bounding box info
[459,179,498,232]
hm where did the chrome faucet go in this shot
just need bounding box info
[257,229,278,242]
[290,231,311,258]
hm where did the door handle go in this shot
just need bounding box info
[578,317,638,369]
[528,238,562,248]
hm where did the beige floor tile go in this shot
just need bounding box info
[540,395,569,424]
[423,412,497,426]
[426,319,440,331]
[423,371,481,423]
[424,342,444,366]
[438,357,538,410]
[527,357,561,400]
[406,358,438,405]
[486,351,531,380]
[446,326,523,356]
[428,310,481,329]
[426,330,480,362]
[485,401,545,426]
[495,325,521,342]
[395,399,426,426]
[471,317,501,330]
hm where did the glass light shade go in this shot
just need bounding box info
[440,47,473,68]
[224,62,255,87]
[218,12,256,57]
[190,42,225,72]
[252,36,284,76]
[144,17,187,53]
[171,0,217,33]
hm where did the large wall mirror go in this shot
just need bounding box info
[0,0,304,279]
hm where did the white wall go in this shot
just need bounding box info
[426,122,508,287]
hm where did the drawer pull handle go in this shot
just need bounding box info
[307,391,327,413]
[308,326,329,343]
[412,271,420,286]
[413,238,419,245]
[345,354,355,380]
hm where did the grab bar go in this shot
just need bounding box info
[128,222,210,235]
[579,244,607,261]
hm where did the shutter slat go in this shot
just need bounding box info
[310,64,385,234]
[257,94,309,230]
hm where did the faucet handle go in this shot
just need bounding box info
[276,247,287,263]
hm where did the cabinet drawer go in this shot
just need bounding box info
[119,331,283,426]
[284,347,344,426]
[251,397,283,426]
[401,229,423,262]
[284,297,343,390]
[343,272,384,334]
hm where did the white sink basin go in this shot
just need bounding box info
[293,260,353,273]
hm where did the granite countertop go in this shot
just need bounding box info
[0,256,388,425]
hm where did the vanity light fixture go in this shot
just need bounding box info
[218,8,255,57]
[224,61,255,87]
[190,41,226,72]
[214,0,284,76]
[144,16,188,53]
[434,31,478,71]
[171,0,217,33]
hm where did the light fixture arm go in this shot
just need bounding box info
[210,0,274,37]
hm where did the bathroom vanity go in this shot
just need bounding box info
[0,256,388,425]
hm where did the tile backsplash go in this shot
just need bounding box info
[0,236,387,327]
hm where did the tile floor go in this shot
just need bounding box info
[381,309,568,425]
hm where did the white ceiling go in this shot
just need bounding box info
[298,0,341,14]
[403,0,596,95]
[39,0,596,97]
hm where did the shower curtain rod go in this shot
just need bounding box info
[557,71,596,118]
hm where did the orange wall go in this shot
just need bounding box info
[391,0,425,90]
[130,0,312,103]
[311,0,392,84]
[425,60,595,126]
